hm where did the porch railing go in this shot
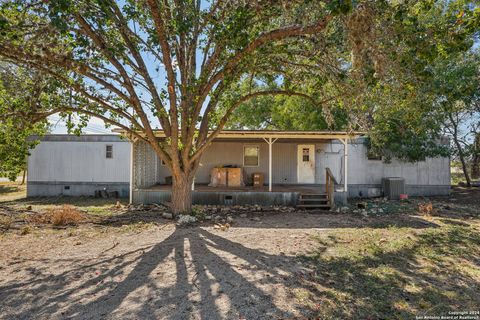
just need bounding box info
[325,167,338,208]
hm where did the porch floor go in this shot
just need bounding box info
[142,184,325,194]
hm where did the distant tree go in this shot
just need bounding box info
[0,64,52,182]
[434,52,480,186]
[0,0,478,213]
[472,133,480,180]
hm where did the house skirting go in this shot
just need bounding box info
[132,189,299,206]
[27,181,130,197]
[133,183,450,206]
[346,184,451,198]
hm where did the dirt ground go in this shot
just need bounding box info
[0,184,479,319]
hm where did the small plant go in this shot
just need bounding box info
[0,215,13,230]
[418,202,435,216]
[20,225,32,235]
[177,214,197,226]
[191,205,206,221]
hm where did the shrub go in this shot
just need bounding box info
[20,225,32,235]
[28,205,86,226]
[50,205,86,226]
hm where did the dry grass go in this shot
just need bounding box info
[28,205,87,226]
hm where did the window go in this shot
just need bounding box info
[302,148,310,162]
[106,145,113,158]
[243,146,259,167]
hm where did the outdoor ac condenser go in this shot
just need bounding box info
[382,177,405,200]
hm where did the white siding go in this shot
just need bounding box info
[133,139,450,188]
[28,141,130,183]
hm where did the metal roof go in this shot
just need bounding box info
[113,129,364,140]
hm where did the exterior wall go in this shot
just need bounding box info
[132,140,300,187]
[27,135,130,197]
[132,137,451,200]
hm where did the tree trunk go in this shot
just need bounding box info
[21,170,26,185]
[453,136,471,187]
[448,113,471,187]
[471,133,480,179]
[171,173,193,215]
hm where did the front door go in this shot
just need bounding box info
[297,145,315,183]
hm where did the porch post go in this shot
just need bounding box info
[268,137,273,192]
[129,141,134,204]
[341,138,348,194]
[263,137,278,192]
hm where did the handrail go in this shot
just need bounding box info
[325,168,338,185]
[325,168,337,208]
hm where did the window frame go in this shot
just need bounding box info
[243,145,260,167]
[106,144,113,159]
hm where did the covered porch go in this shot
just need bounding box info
[128,130,363,206]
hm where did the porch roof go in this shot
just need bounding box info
[114,129,364,141]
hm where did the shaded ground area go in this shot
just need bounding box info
[0,182,479,319]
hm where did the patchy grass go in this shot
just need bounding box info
[0,182,26,202]
[297,220,480,319]
[0,181,127,217]
[1,180,479,318]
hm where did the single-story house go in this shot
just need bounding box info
[26,135,130,197]
[127,130,450,208]
[27,131,450,208]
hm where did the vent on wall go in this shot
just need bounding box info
[224,195,233,206]
[382,177,405,200]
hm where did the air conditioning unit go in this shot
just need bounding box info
[382,177,405,200]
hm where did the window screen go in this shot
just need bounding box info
[302,148,310,162]
[244,146,259,166]
[106,145,113,158]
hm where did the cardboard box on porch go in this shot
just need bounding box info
[252,172,264,188]
[208,167,245,187]
[209,168,227,187]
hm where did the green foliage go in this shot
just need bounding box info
[0,0,478,173]
[0,64,51,180]
[225,0,479,162]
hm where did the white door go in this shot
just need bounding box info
[297,144,315,183]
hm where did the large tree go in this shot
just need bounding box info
[0,0,478,213]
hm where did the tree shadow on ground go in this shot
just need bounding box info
[98,210,440,230]
[1,220,478,319]
[0,227,315,319]
[297,225,480,319]
[0,185,21,195]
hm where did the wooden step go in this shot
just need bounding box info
[296,204,331,209]
[299,198,329,203]
[299,193,328,199]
